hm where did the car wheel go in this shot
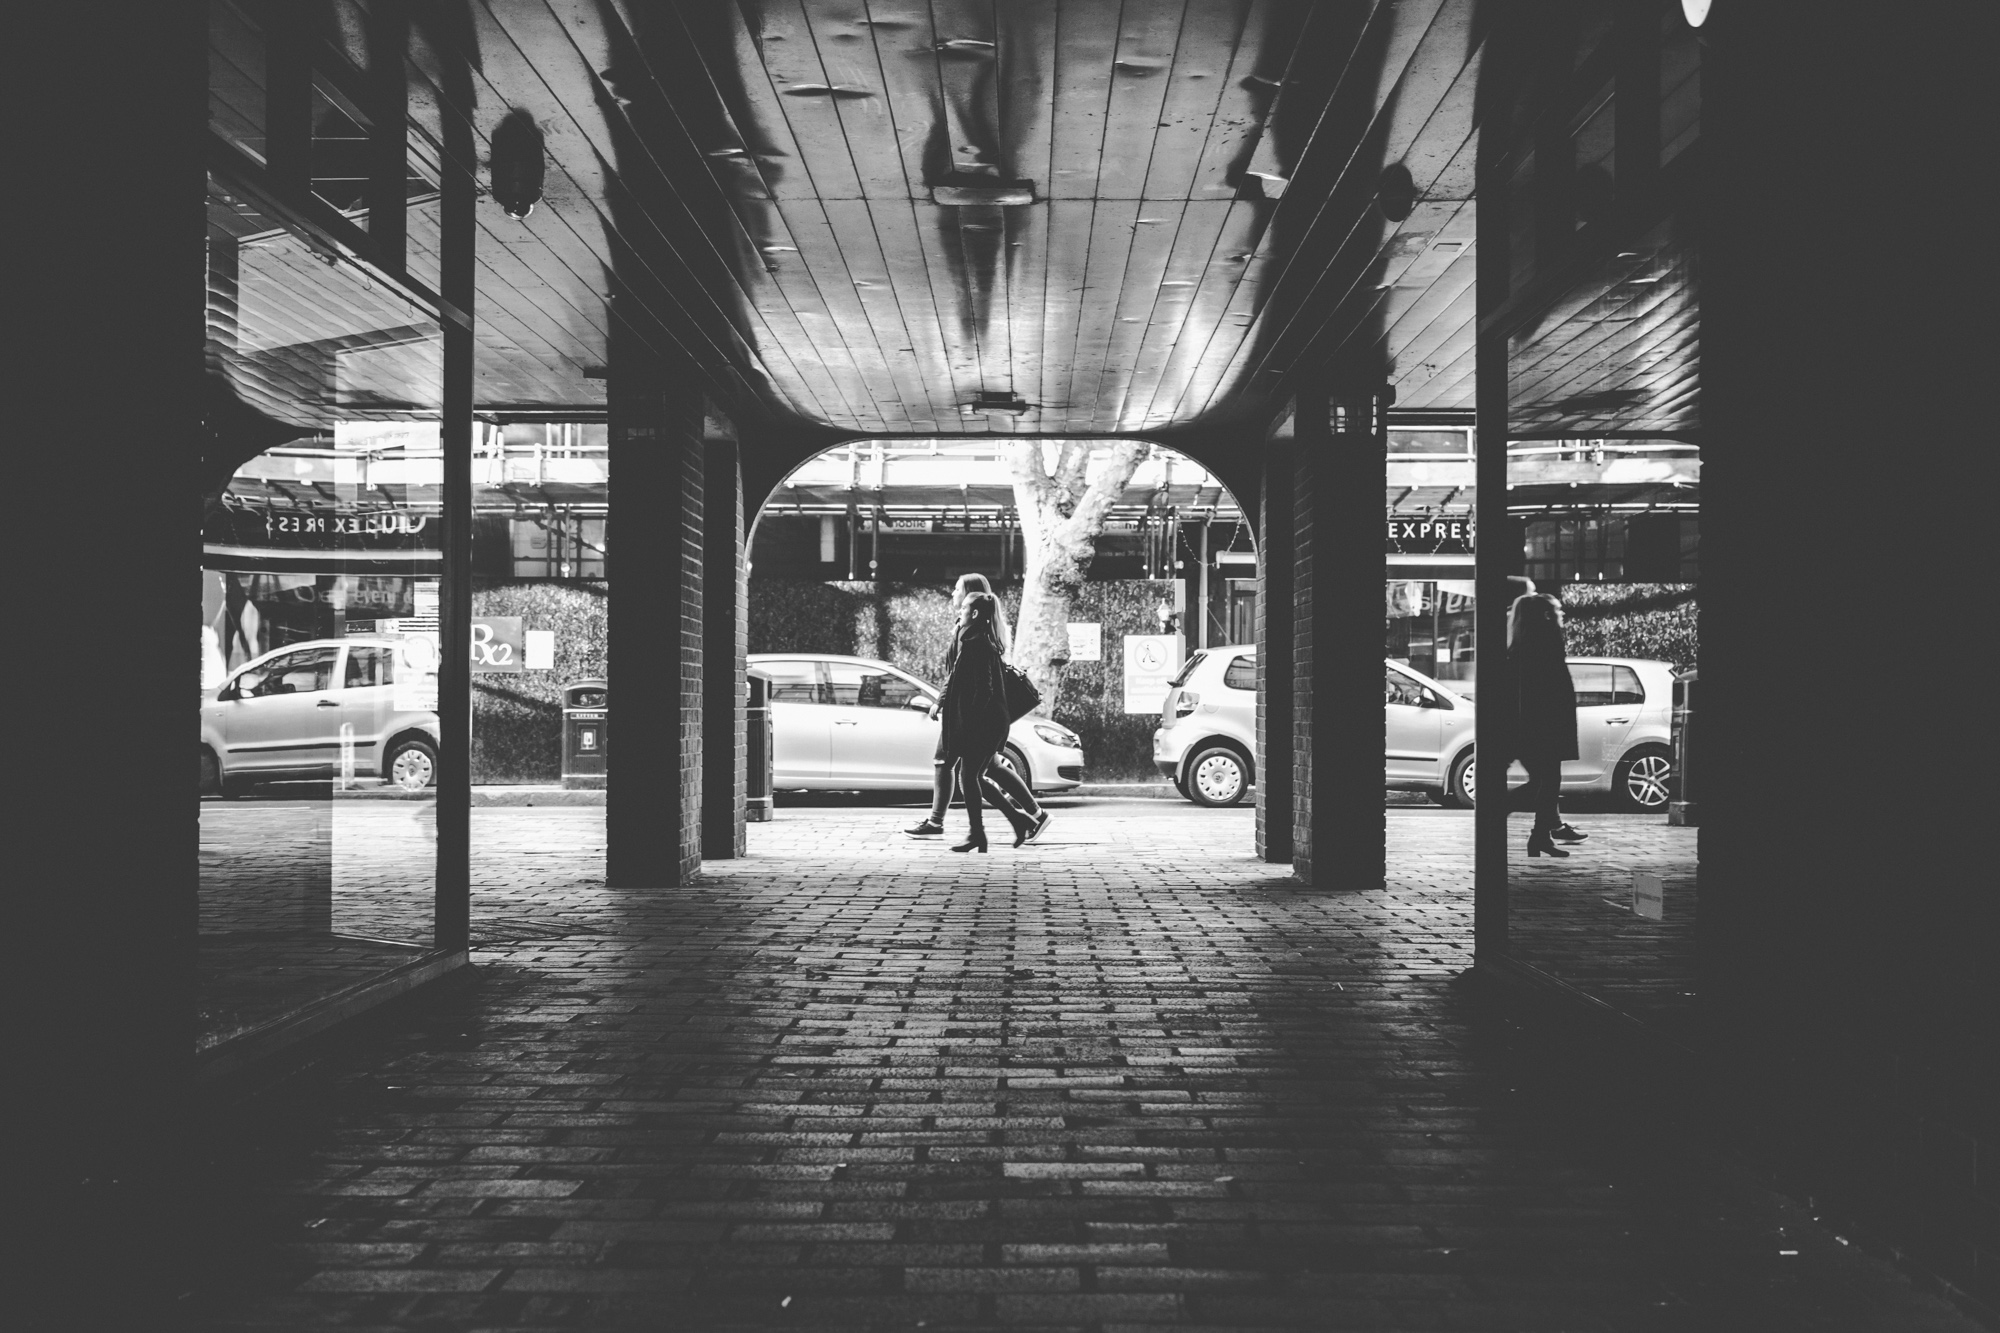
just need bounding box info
[995,744,1033,792]
[199,748,227,798]
[388,737,439,792]
[1443,748,1475,809]
[1185,746,1248,807]
[1614,745,1674,812]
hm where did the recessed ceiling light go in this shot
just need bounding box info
[1681,0,1711,27]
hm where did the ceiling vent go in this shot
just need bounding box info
[963,391,1031,416]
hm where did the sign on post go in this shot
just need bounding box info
[1123,635,1181,714]
[1066,622,1102,661]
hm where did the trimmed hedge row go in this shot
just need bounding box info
[1555,581,1698,673]
[469,581,607,784]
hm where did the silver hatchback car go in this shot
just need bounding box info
[200,636,441,796]
[749,652,1085,794]
[1153,646,1678,812]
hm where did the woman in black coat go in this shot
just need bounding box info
[1508,593,1585,857]
[937,592,1013,853]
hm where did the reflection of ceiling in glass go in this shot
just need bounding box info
[208,185,443,428]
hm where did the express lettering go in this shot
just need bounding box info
[264,512,433,537]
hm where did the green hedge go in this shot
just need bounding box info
[469,581,607,783]
[1556,582,1697,672]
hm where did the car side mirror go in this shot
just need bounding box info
[217,684,239,702]
[908,694,936,711]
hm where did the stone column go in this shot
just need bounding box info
[1293,382,1388,888]
[702,421,747,860]
[606,360,705,887]
[1256,414,1296,863]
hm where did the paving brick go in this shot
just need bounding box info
[183,804,1987,1332]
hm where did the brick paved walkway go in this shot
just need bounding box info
[183,803,1978,1331]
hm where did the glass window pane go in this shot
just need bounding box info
[200,170,443,1055]
[1611,665,1646,705]
[1568,661,1616,706]
[758,660,823,703]
[1223,656,1256,691]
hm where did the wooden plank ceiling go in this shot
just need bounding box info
[410,0,1516,438]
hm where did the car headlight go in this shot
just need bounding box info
[1033,722,1081,748]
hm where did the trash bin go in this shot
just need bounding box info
[745,669,774,822]
[1668,668,1695,826]
[561,678,608,790]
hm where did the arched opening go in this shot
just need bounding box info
[743,438,1261,829]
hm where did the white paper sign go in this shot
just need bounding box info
[524,629,556,670]
[1066,622,1102,661]
[1123,635,1182,714]
[1633,873,1665,920]
[413,580,439,618]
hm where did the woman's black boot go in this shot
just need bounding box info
[1550,823,1587,843]
[951,830,989,854]
[1526,827,1570,858]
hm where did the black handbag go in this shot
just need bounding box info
[1001,662,1041,721]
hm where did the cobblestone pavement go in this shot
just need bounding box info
[183,803,1977,1331]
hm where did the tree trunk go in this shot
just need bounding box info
[1007,440,1151,714]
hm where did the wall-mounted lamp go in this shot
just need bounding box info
[490,110,546,221]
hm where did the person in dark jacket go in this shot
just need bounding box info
[902,574,1050,846]
[1508,592,1586,857]
[936,592,1013,853]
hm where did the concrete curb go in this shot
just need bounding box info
[471,787,605,806]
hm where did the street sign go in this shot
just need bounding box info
[1123,635,1181,714]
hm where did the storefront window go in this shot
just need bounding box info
[200,171,444,1054]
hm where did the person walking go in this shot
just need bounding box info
[902,573,1051,846]
[935,592,1013,853]
[1508,592,1587,857]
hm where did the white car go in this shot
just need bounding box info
[200,636,441,796]
[748,653,1085,794]
[1153,646,1677,812]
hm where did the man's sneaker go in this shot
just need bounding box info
[904,818,945,838]
[1023,811,1052,844]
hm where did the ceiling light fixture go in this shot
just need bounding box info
[1681,0,1711,26]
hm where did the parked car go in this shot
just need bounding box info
[747,653,1085,794]
[200,636,441,796]
[1152,646,1676,812]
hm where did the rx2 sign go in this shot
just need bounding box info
[471,617,525,674]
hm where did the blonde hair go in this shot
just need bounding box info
[955,573,1011,656]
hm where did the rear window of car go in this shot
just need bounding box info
[757,659,824,703]
[1569,662,1646,706]
[1168,651,1208,688]
[1222,655,1256,691]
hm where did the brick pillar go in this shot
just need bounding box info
[607,364,705,887]
[1292,382,1388,888]
[1256,414,1296,863]
[702,422,747,859]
